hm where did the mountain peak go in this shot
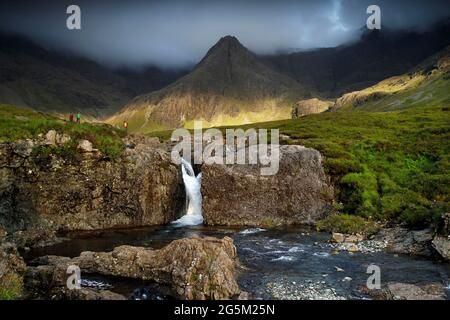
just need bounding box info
[115,35,304,129]
[203,35,248,58]
[217,35,241,45]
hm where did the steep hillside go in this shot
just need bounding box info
[0,33,132,118]
[0,33,186,119]
[332,46,450,112]
[108,36,305,132]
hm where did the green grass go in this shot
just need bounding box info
[316,214,379,235]
[0,104,126,160]
[0,273,23,300]
[149,106,450,231]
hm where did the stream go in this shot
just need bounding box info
[25,225,450,300]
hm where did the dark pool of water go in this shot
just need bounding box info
[26,225,450,300]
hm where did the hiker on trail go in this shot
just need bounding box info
[123,120,128,133]
[69,113,74,122]
[76,113,81,124]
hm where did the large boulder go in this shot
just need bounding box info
[26,236,241,300]
[0,137,184,232]
[432,236,450,261]
[202,145,334,226]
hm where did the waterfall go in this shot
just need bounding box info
[172,158,203,226]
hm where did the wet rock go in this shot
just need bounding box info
[77,140,93,153]
[129,287,170,300]
[372,227,434,257]
[432,236,450,261]
[202,145,334,226]
[29,236,241,300]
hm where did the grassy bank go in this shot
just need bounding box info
[0,104,126,159]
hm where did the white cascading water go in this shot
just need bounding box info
[172,158,203,226]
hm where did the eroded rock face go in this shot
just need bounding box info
[26,236,241,300]
[0,136,184,233]
[202,145,334,226]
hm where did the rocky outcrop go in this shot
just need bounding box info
[0,134,184,233]
[202,145,334,226]
[25,236,241,300]
[432,236,450,261]
[332,91,390,110]
[294,98,331,116]
[372,227,434,257]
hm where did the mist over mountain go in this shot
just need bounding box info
[1,15,449,123]
[106,19,450,131]
[0,33,188,117]
[264,18,450,97]
[1,0,449,69]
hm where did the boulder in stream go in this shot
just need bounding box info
[26,236,242,300]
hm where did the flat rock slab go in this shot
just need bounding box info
[27,236,241,300]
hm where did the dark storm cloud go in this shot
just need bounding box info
[0,0,449,68]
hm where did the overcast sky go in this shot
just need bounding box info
[0,0,449,69]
